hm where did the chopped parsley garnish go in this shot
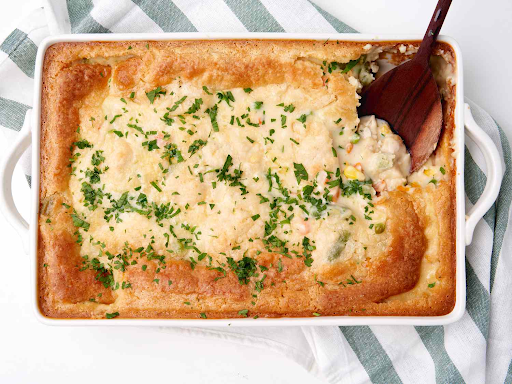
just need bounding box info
[227,256,257,285]
[428,282,436,288]
[255,275,266,292]
[150,181,162,192]
[277,258,283,272]
[185,98,203,114]
[246,119,259,127]
[73,139,93,149]
[71,213,90,231]
[160,112,174,126]
[206,104,219,132]
[188,139,207,156]
[346,275,362,285]
[254,101,263,109]
[440,167,446,175]
[162,143,184,164]
[243,88,253,93]
[327,178,372,200]
[217,91,235,107]
[168,96,187,112]
[202,86,213,95]
[142,139,160,151]
[216,155,248,195]
[106,312,119,319]
[85,167,103,184]
[238,309,248,317]
[293,163,308,184]
[315,274,325,287]
[91,150,105,166]
[146,86,166,104]
[127,123,144,135]
[297,114,308,124]
[302,237,315,267]
[279,103,295,112]
[341,58,360,74]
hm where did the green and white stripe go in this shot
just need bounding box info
[1,1,511,383]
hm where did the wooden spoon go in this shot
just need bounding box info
[358,0,452,172]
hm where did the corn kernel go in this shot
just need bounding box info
[344,165,358,179]
[423,168,435,177]
[344,165,365,181]
[380,124,391,135]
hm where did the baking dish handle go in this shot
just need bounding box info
[0,110,31,253]
[464,103,503,246]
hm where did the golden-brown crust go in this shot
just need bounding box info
[40,61,110,196]
[113,57,142,90]
[127,260,250,300]
[39,195,116,318]
[38,40,457,319]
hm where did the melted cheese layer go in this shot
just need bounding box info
[71,77,389,272]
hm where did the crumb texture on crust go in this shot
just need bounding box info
[38,40,456,319]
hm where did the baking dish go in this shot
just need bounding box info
[0,33,503,326]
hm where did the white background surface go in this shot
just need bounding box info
[0,0,511,383]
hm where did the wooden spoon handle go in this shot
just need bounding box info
[415,0,452,64]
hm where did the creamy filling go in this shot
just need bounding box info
[334,115,450,193]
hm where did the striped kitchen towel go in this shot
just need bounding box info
[0,1,511,383]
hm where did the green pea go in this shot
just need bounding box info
[374,223,385,234]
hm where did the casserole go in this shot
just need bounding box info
[0,33,503,326]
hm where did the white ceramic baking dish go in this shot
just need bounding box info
[0,33,503,326]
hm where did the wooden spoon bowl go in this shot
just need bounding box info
[358,0,452,172]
